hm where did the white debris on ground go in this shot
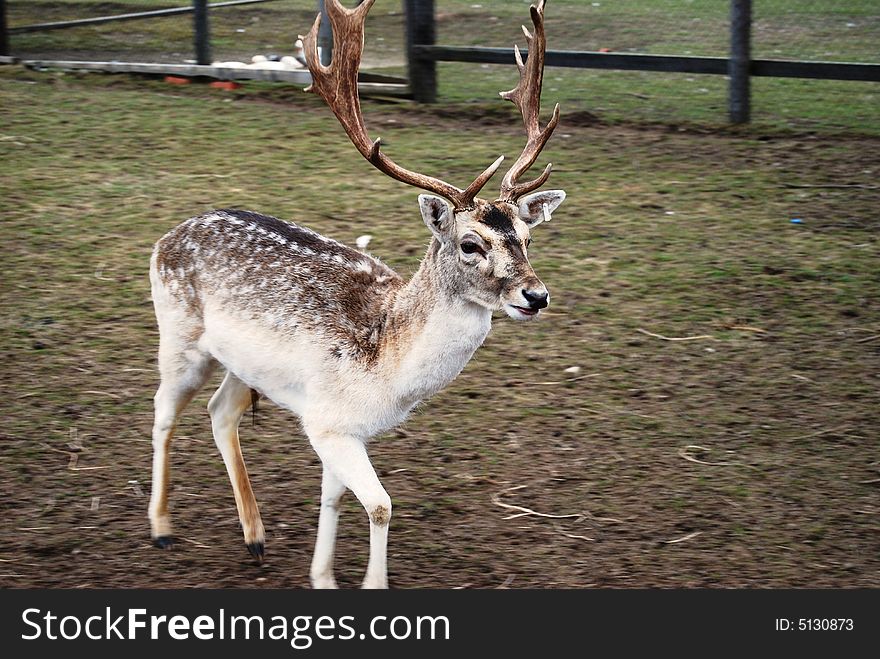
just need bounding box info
[355,235,373,250]
[212,39,309,71]
[212,55,304,70]
[563,366,581,374]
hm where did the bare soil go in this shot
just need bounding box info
[0,69,878,589]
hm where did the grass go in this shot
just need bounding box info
[0,7,878,588]
[8,0,878,61]
[6,1,879,132]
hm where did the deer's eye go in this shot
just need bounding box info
[460,242,485,257]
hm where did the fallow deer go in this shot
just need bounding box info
[148,0,565,588]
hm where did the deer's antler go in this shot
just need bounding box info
[498,0,560,202]
[303,0,504,210]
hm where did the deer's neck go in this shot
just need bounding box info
[383,239,492,402]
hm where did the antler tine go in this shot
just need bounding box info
[498,0,560,202]
[303,0,502,210]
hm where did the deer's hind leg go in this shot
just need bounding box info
[207,372,266,562]
[149,333,217,547]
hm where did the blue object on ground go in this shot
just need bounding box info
[790,218,804,224]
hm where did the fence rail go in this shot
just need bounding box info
[2,1,878,125]
[411,46,880,81]
[402,0,880,123]
[7,0,280,35]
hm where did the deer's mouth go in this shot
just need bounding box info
[505,304,540,320]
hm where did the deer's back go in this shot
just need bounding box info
[151,209,404,363]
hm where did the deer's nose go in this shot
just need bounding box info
[522,288,549,310]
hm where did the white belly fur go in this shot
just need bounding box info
[197,303,492,440]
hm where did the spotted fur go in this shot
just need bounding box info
[154,209,401,362]
[147,190,564,589]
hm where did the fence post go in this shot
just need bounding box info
[729,0,751,124]
[1,0,9,57]
[404,0,437,103]
[193,0,211,66]
[317,0,332,66]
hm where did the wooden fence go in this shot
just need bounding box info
[402,0,880,124]
[2,0,879,124]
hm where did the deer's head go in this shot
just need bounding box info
[418,192,564,319]
[305,0,565,320]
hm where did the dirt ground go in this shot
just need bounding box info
[1,65,878,589]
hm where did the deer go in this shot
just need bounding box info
[147,0,565,589]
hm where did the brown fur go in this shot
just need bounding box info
[154,209,405,364]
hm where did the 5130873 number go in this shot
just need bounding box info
[775,618,854,631]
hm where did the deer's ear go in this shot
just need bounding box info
[419,194,454,241]
[517,190,566,228]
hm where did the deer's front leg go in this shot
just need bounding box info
[309,433,391,589]
[310,466,346,589]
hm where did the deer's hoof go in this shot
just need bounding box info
[247,542,265,563]
[153,536,175,550]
